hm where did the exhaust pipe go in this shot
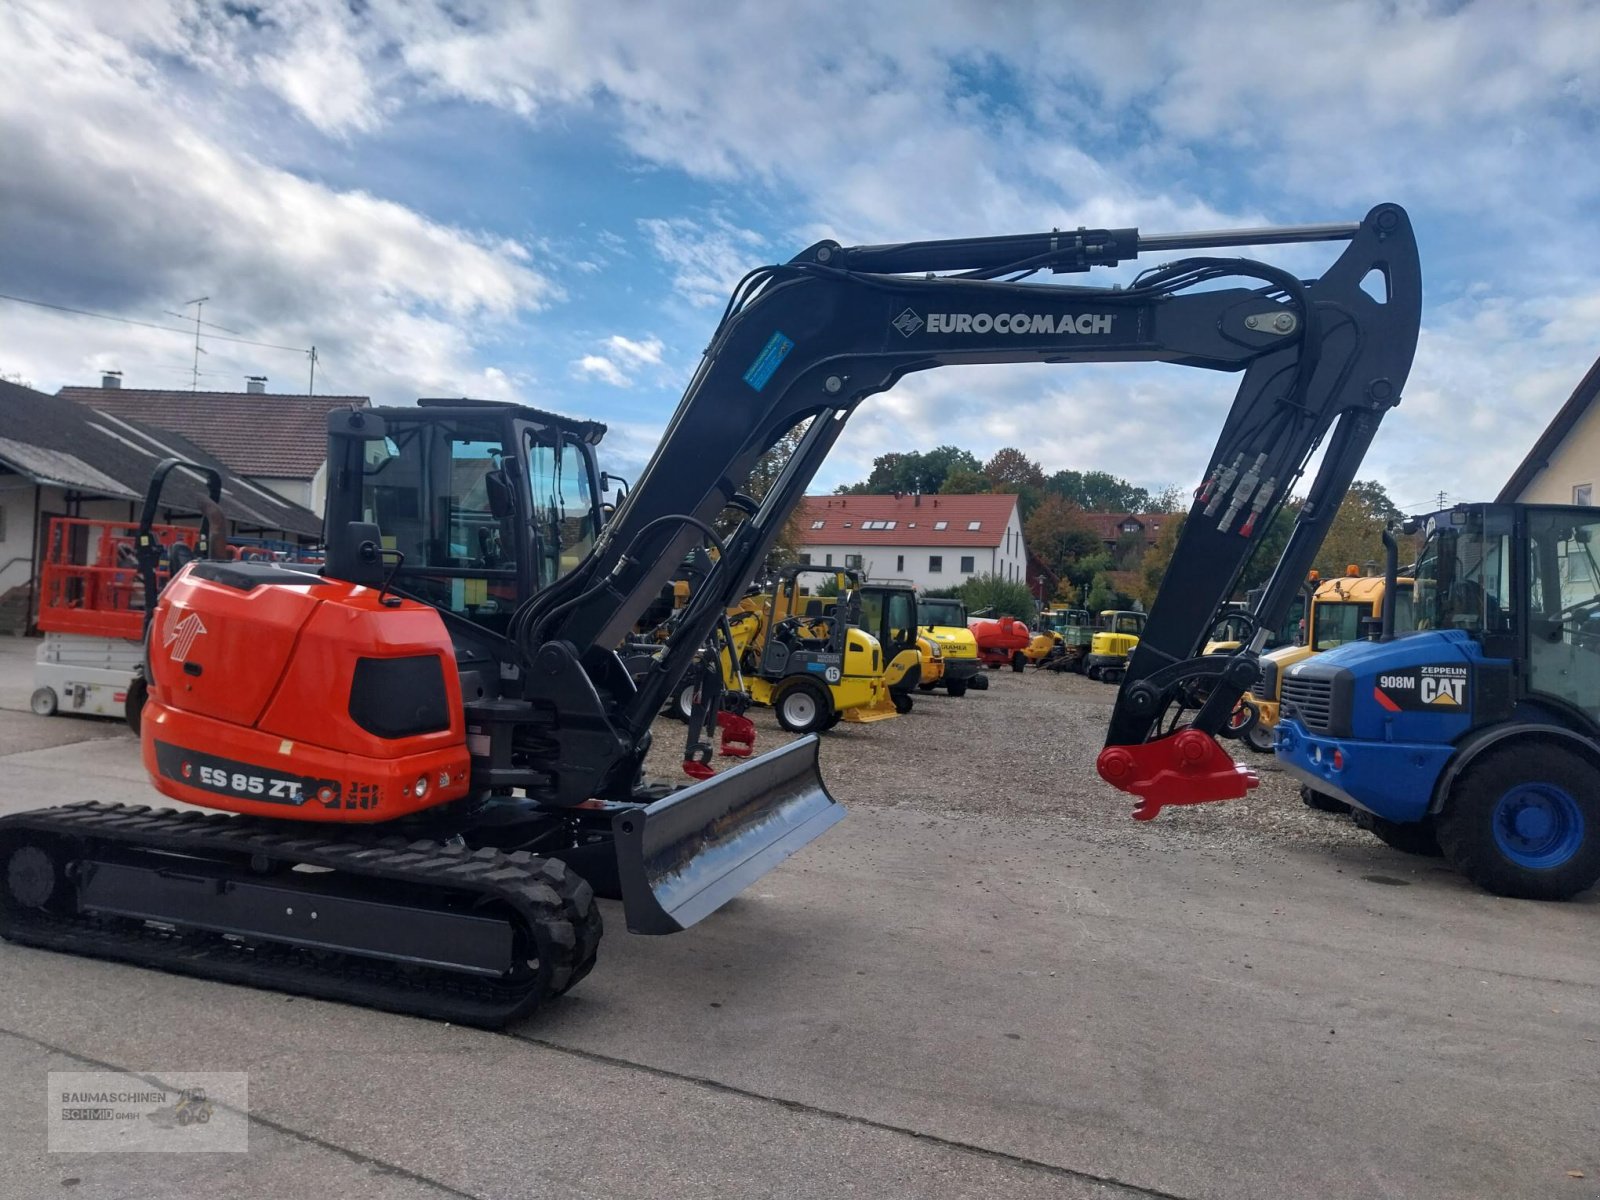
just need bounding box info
[1378,526,1399,642]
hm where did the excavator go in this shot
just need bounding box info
[0,205,1420,1024]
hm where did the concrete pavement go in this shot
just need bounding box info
[0,635,1596,1198]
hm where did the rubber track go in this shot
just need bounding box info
[0,803,601,1028]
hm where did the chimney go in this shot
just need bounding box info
[101,371,122,389]
[914,493,921,507]
[246,375,267,394]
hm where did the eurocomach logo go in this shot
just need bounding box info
[926,312,1115,335]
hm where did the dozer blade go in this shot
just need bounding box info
[613,735,842,935]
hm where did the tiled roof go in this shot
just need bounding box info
[57,386,369,480]
[3,380,320,536]
[796,493,1019,547]
[1078,511,1174,543]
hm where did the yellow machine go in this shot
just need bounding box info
[855,581,942,714]
[708,568,897,733]
[912,595,983,696]
[1242,569,1414,752]
[1084,610,1145,684]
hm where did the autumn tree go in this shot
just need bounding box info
[735,420,811,572]
[1025,494,1101,577]
[1313,480,1402,579]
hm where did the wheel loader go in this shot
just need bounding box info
[0,206,1421,1021]
[675,565,901,733]
[914,595,983,695]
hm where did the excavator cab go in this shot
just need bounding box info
[324,400,607,634]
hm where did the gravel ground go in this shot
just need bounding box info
[642,665,1373,853]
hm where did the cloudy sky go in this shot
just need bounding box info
[3,0,1598,509]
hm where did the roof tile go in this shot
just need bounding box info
[57,387,369,480]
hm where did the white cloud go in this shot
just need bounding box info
[0,0,555,403]
[575,354,630,388]
[605,335,664,367]
[639,216,769,308]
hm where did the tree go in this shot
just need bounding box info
[982,447,1046,518]
[1046,469,1151,512]
[1025,495,1101,577]
[1086,572,1120,613]
[737,420,810,571]
[1137,513,1185,608]
[836,445,984,496]
[939,466,991,495]
[1148,483,1190,513]
[1313,483,1398,579]
[982,447,1046,490]
[953,573,1038,624]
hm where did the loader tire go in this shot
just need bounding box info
[892,692,914,715]
[1011,652,1027,673]
[125,674,148,735]
[968,672,988,691]
[775,679,831,735]
[946,679,968,698]
[1244,722,1275,754]
[1435,745,1600,900]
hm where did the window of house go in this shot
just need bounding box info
[1122,521,1140,533]
[967,521,981,531]
[798,552,812,566]
[960,555,975,573]
[929,555,943,573]
[811,519,825,529]
[1575,484,1593,506]
[896,555,904,572]
[933,520,948,531]
[825,553,833,567]
[845,553,863,569]
[884,520,896,529]
[842,521,853,528]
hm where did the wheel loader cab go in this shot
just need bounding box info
[324,401,607,635]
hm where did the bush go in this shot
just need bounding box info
[952,573,1038,625]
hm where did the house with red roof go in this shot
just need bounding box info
[795,493,1027,589]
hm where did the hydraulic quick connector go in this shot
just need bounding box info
[1217,453,1267,533]
[1202,454,1245,518]
[1237,476,1276,538]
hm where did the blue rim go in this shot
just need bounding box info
[1492,782,1585,869]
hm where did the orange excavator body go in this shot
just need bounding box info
[140,563,472,822]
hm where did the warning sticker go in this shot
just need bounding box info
[1374,664,1469,712]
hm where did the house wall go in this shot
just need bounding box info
[252,474,316,510]
[0,474,39,596]
[798,504,1030,589]
[1509,403,1600,505]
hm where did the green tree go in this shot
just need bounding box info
[1086,572,1120,613]
[1025,494,1101,577]
[953,573,1038,624]
[1046,469,1151,512]
[836,445,984,495]
[939,466,992,495]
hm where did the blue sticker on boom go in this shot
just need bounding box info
[743,331,794,392]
